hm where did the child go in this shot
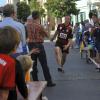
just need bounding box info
[0,26,29,100]
[14,47,40,82]
[17,55,49,100]
[16,55,33,82]
[0,26,21,100]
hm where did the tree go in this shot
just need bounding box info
[29,0,45,17]
[29,0,40,11]
[17,2,31,22]
[45,0,80,18]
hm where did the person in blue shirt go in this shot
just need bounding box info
[0,4,27,54]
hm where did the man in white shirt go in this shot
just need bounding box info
[0,4,26,53]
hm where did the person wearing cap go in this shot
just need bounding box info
[51,15,73,72]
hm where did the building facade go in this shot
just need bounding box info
[72,0,100,25]
[72,0,89,25]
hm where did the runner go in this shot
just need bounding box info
[51,15,73,72]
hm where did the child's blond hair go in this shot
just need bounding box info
[16,55,33,74]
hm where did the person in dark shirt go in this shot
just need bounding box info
[92,14,100,63]
[51,15,73,72]
[93,27,100,63]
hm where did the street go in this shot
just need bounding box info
[37,42,100,100]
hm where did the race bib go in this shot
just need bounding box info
[59,33,67,39]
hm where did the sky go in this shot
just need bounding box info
[0,0,6,6]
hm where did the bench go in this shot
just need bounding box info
[17,81,47,100]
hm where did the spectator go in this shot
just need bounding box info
[73,22,80,48]
[0,26,27,100]
[26,11,56,87]
[0,4,27,53]
[93,27,100,63]
[25,15,33,39]
[16,55,33,82]
[92,14,99,27]
[8,59,28,100]
[92,14,100,63]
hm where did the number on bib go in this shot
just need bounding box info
[59,33,67,39]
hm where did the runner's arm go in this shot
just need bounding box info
[50,30,58,41]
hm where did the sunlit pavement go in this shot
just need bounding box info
[36,42,100,100]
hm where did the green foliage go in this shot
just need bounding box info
[45,0,80,18]
[17,2,31,22]
[29,0,46,17]
[29,0,40,11]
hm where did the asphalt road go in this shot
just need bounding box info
[36,42,100,100]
